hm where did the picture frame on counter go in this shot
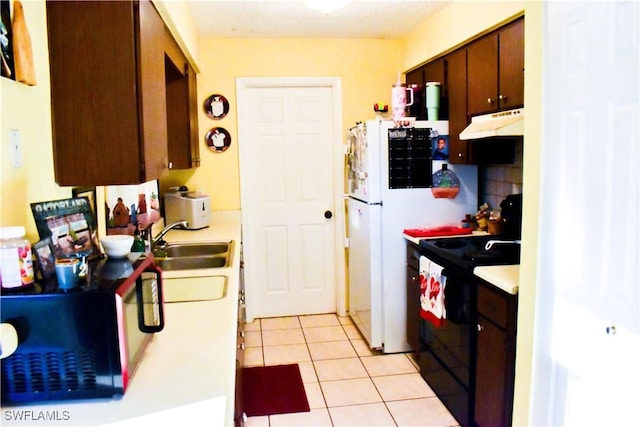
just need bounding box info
[72,186,97,215]
[33,237,56,280]
[30,197,101,261]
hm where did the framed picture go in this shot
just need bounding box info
[72,186,97,215]
[432,135,449,160]
[33,237,56,280]
[31,197,101,261]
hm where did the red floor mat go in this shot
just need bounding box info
[241,364,310,417]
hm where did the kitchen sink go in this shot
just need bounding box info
[163,275,228,302]
[162,242,230,258]
[153,240,234,271]
[155,256,228,270]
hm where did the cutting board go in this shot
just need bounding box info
[12,0,36,85]
[403,226,473,238]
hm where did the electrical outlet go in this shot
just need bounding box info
[10,129,23,168]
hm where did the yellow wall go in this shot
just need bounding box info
[153,0,200,71]
[402,1,544,424]
[162,37,404,209]
[0,1,68,242]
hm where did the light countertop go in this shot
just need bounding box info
[473,264,519,295]
[1,211,243,427]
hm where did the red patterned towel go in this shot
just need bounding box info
[419,256,447,327]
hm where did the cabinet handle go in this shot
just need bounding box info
[240,330,245,338]
[499,95,507,101]
[477,323,484,332]
[487,97,494,104]
[606,325,617,335]
[238,342,245,350]
[412,276,418,282]
[168,161,173,169]
[458,152,464,159]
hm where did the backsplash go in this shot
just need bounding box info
[478,140,523,212]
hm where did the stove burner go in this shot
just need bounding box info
[434,239,467,249]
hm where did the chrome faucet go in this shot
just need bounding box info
[147,220,188,251]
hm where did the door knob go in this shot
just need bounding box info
[324,210,333,219]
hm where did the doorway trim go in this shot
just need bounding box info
[236,76,346,322]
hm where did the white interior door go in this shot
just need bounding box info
[532,2,639,425]
[237,78,343,320]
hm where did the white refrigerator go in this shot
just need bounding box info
[346,119,478,353]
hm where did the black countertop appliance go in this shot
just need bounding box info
[500,193,523,240]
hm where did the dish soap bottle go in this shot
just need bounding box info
[130,225,146,253]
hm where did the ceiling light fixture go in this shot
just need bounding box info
[304,0,350,15]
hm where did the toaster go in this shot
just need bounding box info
[164,190,211,230]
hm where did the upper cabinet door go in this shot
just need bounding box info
[467,34,499,116]
[137,0,169,181]
[46,0,168,186]
[467,17,525,116]
[498,18,525,110]
[446,48,471,164]
[164,28,200,170]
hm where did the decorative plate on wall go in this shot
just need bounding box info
[205,127,231,152]
[203,94,229,119]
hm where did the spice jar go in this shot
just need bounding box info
[0,226,35,290]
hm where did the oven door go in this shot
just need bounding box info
[419,259,476,427]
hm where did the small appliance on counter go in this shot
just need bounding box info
[499,193,523,239]
[0,255,164,403]
[164,187,211,230]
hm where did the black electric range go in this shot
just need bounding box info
[414,234,520,427]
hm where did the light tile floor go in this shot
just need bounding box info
[242,313,460,427]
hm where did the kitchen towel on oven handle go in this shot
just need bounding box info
[419,256,447,327]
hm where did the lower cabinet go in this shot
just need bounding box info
[406,242,421,354]
[475,281,518,427]
[234,259,246,426]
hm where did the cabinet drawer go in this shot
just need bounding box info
[406,244,421,270]
[478,284,508,328]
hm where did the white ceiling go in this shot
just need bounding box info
[186,0,451,39]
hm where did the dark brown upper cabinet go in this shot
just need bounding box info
[467,17,524,116]
[46,0,196,186]
[444,48,470,164]
[164,30,200,170]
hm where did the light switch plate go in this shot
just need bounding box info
[10,129,23,168]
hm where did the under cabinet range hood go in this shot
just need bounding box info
[459,108,524,140]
